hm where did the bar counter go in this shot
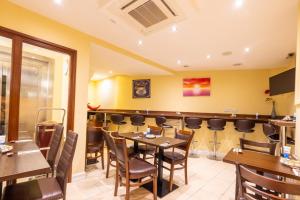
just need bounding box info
[88,109,274,123]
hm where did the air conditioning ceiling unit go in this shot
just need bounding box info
[112,0,184,34]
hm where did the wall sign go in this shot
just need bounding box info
[183,78,211,96]
[132,79,151,98]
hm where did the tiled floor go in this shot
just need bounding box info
[67,155,236,200]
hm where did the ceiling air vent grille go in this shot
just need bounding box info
[128,1,168,28]
[114,0,184,34]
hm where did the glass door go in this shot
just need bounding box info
[0,36,12,142]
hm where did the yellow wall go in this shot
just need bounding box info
[295,2,300,157]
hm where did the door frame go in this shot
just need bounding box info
[0,26,77,141]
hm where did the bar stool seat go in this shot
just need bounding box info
[184,117,202,157]
[130,115,145,132]
[155,116,173,136]
[111,114,127,132]
[207,118,226,160]
[234,119,255,140]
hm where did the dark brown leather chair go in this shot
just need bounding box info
[3,131,78,200]
[46,124,64,175]
[86,127,104,168]
[111,114,127,132]
[240,138,276,155]
[207,118,226,160]
[138,125,163,160]
[130,114,145,132]
[263,123,295,145]
[154,129,194,191]
[236,164,300,199]
[113,137,157,200]
[102,128,138,178]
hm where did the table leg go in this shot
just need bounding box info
[133,141,138,154]
[104,113,107,127]
[0,181,2,198]
[181,117,184,130]
[157,147,164,180]
[235,170,238,200]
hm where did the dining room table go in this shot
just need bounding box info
[118,132,186,198]
[223,148,300,200]
[0,140,51,197]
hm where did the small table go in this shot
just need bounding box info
[119,132,186,198]
[0,141,51,196]
[223,148,300,200]
[270,120,296,153]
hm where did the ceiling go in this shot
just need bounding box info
[9,0,299,75]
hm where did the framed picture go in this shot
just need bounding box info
[132,79,151,98]
[183,78,211,96]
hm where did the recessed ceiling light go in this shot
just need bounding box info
[244,47,250,53]
[177,59,182,65]
[31,56,35,59]
[138,40,143,46]
[171,24,177,32]
[54,0,62,5]
[234,0,243,8]
[108,70,113,74]
[206,54,211,59]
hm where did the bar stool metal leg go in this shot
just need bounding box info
[207,130,221,160]
[189,129,200,158]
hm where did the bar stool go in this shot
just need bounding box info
[234,119,255,141]
[130,115,145,132]
[207,118,226,160]
[110,114,127,132]
[184,117,202,157]
[155,116,173,136]
[95,112,110,126]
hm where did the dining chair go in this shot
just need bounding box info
[113,137,157,200]
[154,129,194,191]
[138,125,163,160]
[45,124,64,176]
[86,127,105,169]
[240,138,276,155]
[3,131,78,200]
[101,128,138,178]
[236,164,300,199]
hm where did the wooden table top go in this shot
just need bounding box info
[270,119,296,127]
[119,132,186,149]
[223,148,300,180]
[0,141,51,182]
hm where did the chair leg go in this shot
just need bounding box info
[153,175,157,200]
[114,170,119,196]
[143,152,146,160]
[184,160,188,185]
[106,154,110,178]
[101,150,104,170]
[169,163,174,192]
[125,178,130,200]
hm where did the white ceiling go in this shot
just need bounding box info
[9,0,298,73]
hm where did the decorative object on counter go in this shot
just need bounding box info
[132,79,151,98]
[183,78,211,96]
[87,103,100,111]
[265,97,276,119]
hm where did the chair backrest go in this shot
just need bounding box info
[237,164,300,199]
[47,124,64,169]
[130,115,145,124]
[111,114,125,124]
[262,123,278,137]
[240,138,276,155]
[148,125,163,136]
[86,127,104,147]
[56,131,78,197]
[184,117,202,129]
[101,128,116,154]
[207,118,226,130]
[175,129,195,157]
[155,116,167,126]
[113,137,129,170]
[235,119,255,132]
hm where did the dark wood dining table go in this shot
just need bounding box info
[118,132,186,198]
[0,140,51,197]
[223,148,300,200]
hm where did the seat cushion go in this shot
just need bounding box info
[87,145,101,153]
[3,178,63,200]
[120,158,157,179]
[157,151,185,164]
